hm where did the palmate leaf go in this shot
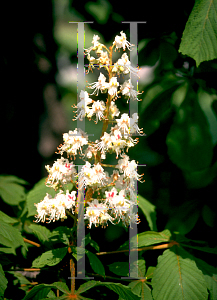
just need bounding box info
[195,258,217,300]
[152,247,208,300]
[22,282,70,300]
[128,259,153,300]
[179,0,217,67]
[76,281,140,300]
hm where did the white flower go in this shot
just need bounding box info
[108,77,119,97]
[111,129,127,157]
[84,199,110,228]
[88,73,109,96]
[115,53,139,77]
[109,101,120,118]
[78,162,107,188]
[57,128,88,157]
[116,113,143,135]
[97,132,112,157]
[113,31,134,51]
[117,154,142,181]
[129,113,143,135]
[35,190,76,223]
[120,79,142,102]
[87,100,106,123]
[116,113,130,135]
[45,157,76,189]
[98,50,110,66]
[84,34,101,54]
[75,90,93,120]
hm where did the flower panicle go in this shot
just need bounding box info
[35,30,144,228]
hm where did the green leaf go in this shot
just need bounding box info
[165,200,200,235]
[89,239,100,252]
[8,271,31,285]
[29,224,52,243]
[51,282,70,294]
[46,290,56,298]
[85,0,111,24]
[22,284,52,300]
[108,262,129,277]
[180,243,217,254]
[0,176,26,205]
[138,230,171,248]
[146,266,156,280]
[32,247,68,268]
[118,230,171,251]
[0,175,28,185]
[166,88,213,172]
[100,282,140,300]
[178,0,217,67]
[71,246,85,261]
[0,264,8,298]
[152,247,208,300]
[27,178,56,217]
[0,211,17,224]
[0,220,27,252]
[138,195,157,230]
[49,226,72,246]
[86,250,105,277]
[195,258,217,300]
[202,204,216,227]
[76,281,100,294]
[128,280,153,300]
[76,281,140,300]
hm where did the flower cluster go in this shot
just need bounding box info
[35,190,76,223]
[35,31,144,228]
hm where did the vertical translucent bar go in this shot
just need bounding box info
[77,22,85,133]
[68,21,94,280]
[129,177,138,278]
[121,21,146,279]
[76,165,86,278]
[129,22,138,122]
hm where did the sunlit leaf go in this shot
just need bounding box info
[32,247,68,268]
[152,247,208,300]
[179,0,217,67]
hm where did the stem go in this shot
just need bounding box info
[100,45,114,139]
[68,246,76,294]
[96,241,179,255]
[23,238,40,247]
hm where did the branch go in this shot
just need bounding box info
[96,241,179,255]
[23,238,40,247]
